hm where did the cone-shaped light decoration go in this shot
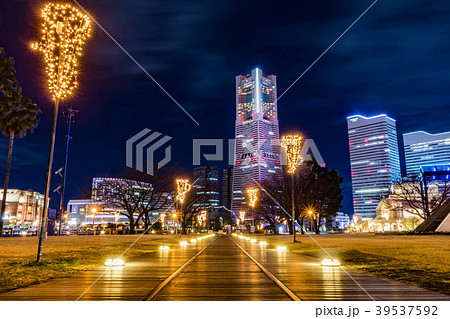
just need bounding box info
[247,188,258,208]
[281,134,304,174]
[176,179,191,203]
[31,3,92,100]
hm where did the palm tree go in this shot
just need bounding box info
[0,48,16,95]
[0,56,41,234]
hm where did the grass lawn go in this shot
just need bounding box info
[0,234,189,294]
[254,233,450,295]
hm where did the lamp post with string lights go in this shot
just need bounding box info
[32,3,92,262]
[281,134,304,242]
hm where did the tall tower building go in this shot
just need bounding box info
[347,114,401,220]
[231,68,282,212]
[403,131,450,176]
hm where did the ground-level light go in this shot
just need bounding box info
[250,239,256,243]
[105,258,125,266]
[259,241,267,246]
[180,241,188,246]
[321,258,340,266]
[159,246,170,250]
[276,246,287,251]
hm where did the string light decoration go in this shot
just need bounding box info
[160,213,165,225]
[197,211,207,225]
[281,134,304,174]
[31,3,92,100]
[176,179,191,203]
[247,188,258,208]
[239,211,246,223]
[281,134,304,243]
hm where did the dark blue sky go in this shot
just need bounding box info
[1,0,449,214]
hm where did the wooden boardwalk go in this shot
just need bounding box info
[0,235,448,301]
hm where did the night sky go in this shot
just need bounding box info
[0,0,449,214]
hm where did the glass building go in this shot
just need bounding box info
[347,114,401,220]
[193,166,220,229]
[403,131,450,176]
[231,68,282,212]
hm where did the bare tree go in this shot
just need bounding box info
[392,175,450,219]
[255,161,343,234]
[121,168,175,229]
[179,186,213,234]
[101,177,152,234]
[256,178,289,234]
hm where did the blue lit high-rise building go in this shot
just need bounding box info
[231,68,282,212]
[347,114,401,220]
[403,131,450,176]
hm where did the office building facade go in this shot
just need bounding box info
[231,68,282,212]
[193,166,220,228]
[403,131,450,176]
[221,166,233,224]
[347,114,401,220]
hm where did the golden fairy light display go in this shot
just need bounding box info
[197,211,207,225]
[201,210,207,223]
[239,211,246,223]
[281,134,304,174]
[247,188,258,208]
[176,179,191,203]
[31,3,92,100]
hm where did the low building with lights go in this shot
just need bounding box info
[67,177,173,227]
[0,189,44,226]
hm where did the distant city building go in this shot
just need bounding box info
[334,212,351,229]
[68,177,169,226]
[0,189,44,226]
[66,199,130,225]
[193,166,220,229]
[92,177,149,202]
[347,114,401,220]
[403,131,450,176]
[232,68,282,212]
[221,166,233,224]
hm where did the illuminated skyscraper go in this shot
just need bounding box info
[347,114,401,220]
[231,68,282,212]
[403,131,450,176]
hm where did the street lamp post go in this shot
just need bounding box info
[58,108,79,236]
[308,210,313,232]
[281,134,304,242]
[32,3,92,262]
